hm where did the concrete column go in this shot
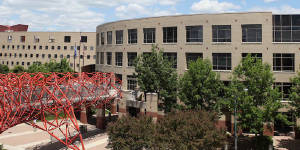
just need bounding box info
[110,99,117,114]
[80,105,88,124]
[96,108,106,129]
[145,93,158,122]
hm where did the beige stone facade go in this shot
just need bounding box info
[0,32,96,72]
[96,12,300,104]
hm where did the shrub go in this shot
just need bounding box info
[106,116,156,150]
[156,110,226,150]
[107,110,226,150]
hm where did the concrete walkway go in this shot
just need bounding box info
[273,136,300,150]
[0,122,109,150]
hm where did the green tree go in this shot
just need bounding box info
[27,59,73,73]
[178,58,224,111]
[27,62,49,73]
[289,72,300,118]
[226,55,282,136]
[11,65,25,73]
[134,45,178,112]
[0,64,9,74]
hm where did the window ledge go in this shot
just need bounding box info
[115,44,123,46]
[280,100,291,103]
[242,42,262,44]
[213,70,232,72]
[186,42,203,45]
[128,43,138,45]
[162,43,177,45]
[127,66,135,68]
[273,71,295,74]
[142,43,156,45]
[212,42,231,45]
[273,42,300,44]
[115,66,123,68]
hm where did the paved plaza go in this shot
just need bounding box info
[0,122,109,150]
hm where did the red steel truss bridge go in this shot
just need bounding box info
[0,72,122,150]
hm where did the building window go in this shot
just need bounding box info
[93,55,96,59]
[70,46,74,50]
[115,52,123,66]
[34,36,40,43]
[8,35,12,42]
[186,53,203,68]
[25,54,27,58]
[242,24,262,42]
[42,54,45,58]
[57,46,61,50]
[64,46,67,50]
[80,36,87,43]
[51,46,55,50]
[27,62,30,66]
[143,28,155,43]
[45,46,48,50]
[80,55,83,59]
[163,27,177,43]
[77,46,80,50]
[20,36,25,42]
[36,54,39,58]
[12,45,14,49]
[116,30,123,44]
[60,54,63,58]
[128,29,138,44]
[273,15,300,42]
[163,52,177,68]
[96,33,100,46]
[67,55,70,58]
[84,46,87,50]
[274,82,292,101]
[273,53,294,72]
[96,52,100,64]
[27,45,30,50]
[64,36,71,43]
[212,53,232,70]
[87,55,90,59]
[49,37,55,43]
[107,31,112,44]
[101,32,105,45]
[33,45,36,50]
[39,46,42,50]
[90,46,94,50]
[212,25,231,42]
[127,75,137,90]
[22,45,25,49]
[100,52,104,64]
[107,52,112,65]
[186,26,203,42]
[17,45,19,49]
[54,54,57,58]
[127,52,137,67]
[48,54,51,58]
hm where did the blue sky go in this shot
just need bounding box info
[0,0,299,32]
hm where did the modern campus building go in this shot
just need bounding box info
[0,25,96,72]
[95,12,300,133]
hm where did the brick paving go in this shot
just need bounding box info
[0,122,109,150]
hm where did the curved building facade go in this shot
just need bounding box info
[96,12,300,102]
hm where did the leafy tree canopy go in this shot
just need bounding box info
[134,45,178,112]
[179,58,224,111]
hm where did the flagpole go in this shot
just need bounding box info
[74,42,76,72]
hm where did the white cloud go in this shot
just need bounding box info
[250,5,300,14]
[264,0,278,3]
[115,4,150,19]
[191,0,240,13]
[0,0,105,31]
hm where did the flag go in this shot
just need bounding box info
[74,43,77,57]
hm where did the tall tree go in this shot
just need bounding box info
[27,59,73,73]
[226,55,282,135]
[178,58,224,111]
[289,73,300,118]
[134,45,178,112]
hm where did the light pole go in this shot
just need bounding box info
[234,88,248,150]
